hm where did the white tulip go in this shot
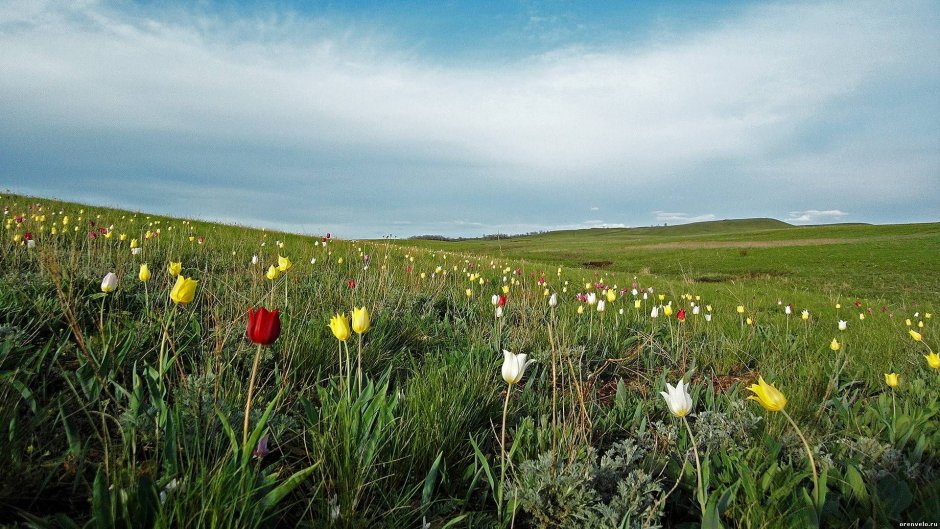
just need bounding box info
[495,306,503,318]
[597,300,605,312]
[251,255,259,265]
[491,294,500,306]
[838,320,847,331]
[501,349,534,385]
[785,305,792,315]
[692,306,700,315]
[660,379,693,417]
[26,239,36,249]
[650,306,659,318]
[131,247,142,255]
[548,293,558,307]
[101,272,118,293]
[587,292,597,305]
[705,314,712,322]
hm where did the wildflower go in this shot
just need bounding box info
[677,309,686,322]
[660,379,693,417]
[138,264,151,282]
[170,276,198,305]
[801,310,810,320]
[736,305,745,314]
[247,307,281,345]
[548,293,558,307]
[168,261,182,277]
[501,349,534,385]
[277,255,292,272]
[838,320,847,331]
[830,338,841,351]
[746,376,787,412]
[266,265,280,280]
[329,314,351,341]
[101,272,118,293]
[884,373,899,388]
[925,352,940,369]
[351,307,370,334]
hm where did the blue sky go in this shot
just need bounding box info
[1,0,938,238]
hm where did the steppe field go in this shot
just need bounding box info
[1,194,938,528]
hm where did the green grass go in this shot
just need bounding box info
[1,194,938,528]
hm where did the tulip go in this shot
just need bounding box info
[650,306,659,318]
[677,309,686,322]
[351,307,370,334]
[266,265,280,280]
[838,320,847,331]
[465,288,473,298]
[251,255,259,265]
[884,373,899,388]
[170,275,198,305]
[329,314,351,341]
[501,349,533,385]
[830,338,841,351]
[548,293,558,307]
[925,352,940,369]
[660,379,692,417]
[138,264,151,282]
[736,305,745,314]
[577,305,584,315]
[247,307,281,345]
[633,299,641,309]
[692,306,700,315]
[101,272,118,293]
[704,314,712,322]
[277,255,292,272]
[746,376,786,412]
[501,285,510,294]
[131,247,141,255]
[801,310,810,320]
[26,239,35,249]
[663,305,673,317]
[168,261,182,277]
[491,294,500,306]
[605,289,616,303]
[587,292,597,305]
[597,300,605,312]
[495,306,503,318]
[784,305,792,315]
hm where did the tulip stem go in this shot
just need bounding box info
[682,416,706,514]
[499,384,512,519]
[243,342,263,447]
[357,333,363,394]
[548,306,557,458]
[782,409,819,516]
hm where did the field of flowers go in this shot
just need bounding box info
[1,194,938,528]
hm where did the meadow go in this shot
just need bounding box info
[1,194,938,528]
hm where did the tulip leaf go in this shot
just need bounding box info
[422,451,443,511]
[261,462,319,511]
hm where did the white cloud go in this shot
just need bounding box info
[653,211,717,224]
[0,0,936,236]
[786,209,849,224]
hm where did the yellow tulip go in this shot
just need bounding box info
[736,305,745,314]
[170,275,198,305]
[577,305,584,314]
[884,373,899,388]
[119,233,127,241]
[329,313,351,341]
[663,305,673,317]
[351,307,370,334]
[925,352,940,369]
[501,285,510,294]
[746,317,753,326]
[746,376,787,412]
[658,294,665,301]
[465,288,473,298]
[138,264,151,282]
[909,329,922,342]
[168,261,182,277]
[634,299,642,309]
[130,238,139,249]
[277,255,292,272]
[266,265,280,280]
[830,338,841,351]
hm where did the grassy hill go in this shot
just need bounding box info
[2,194,938,527]
[399,218,940,303]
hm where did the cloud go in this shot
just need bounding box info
[786,209,849,224]
[653,211,717,224]
[590,206,599,211]
[0,0,936,237]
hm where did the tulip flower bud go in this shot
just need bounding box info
[101,272,118,293]
[138,264,151,282]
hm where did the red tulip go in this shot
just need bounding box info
[676,309,686,322]
[247,307,281,345]
[347,279,357,289]
[497,294,507,307]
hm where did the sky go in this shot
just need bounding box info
[1,0,938,238]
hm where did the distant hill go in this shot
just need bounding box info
[411,218,794,242]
